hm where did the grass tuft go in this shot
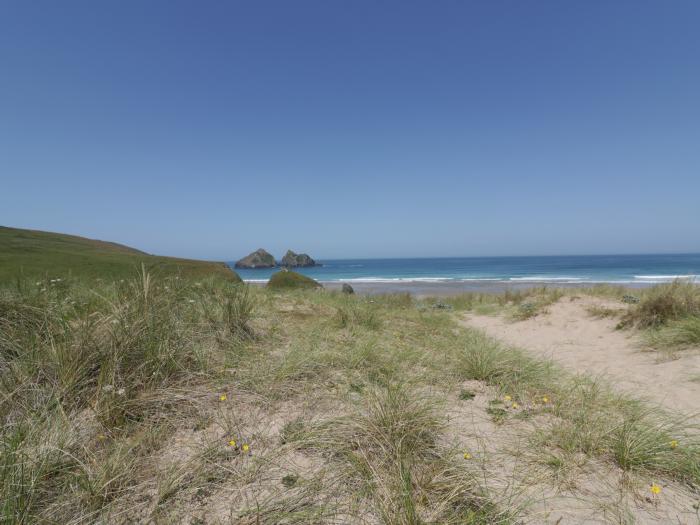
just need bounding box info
[620,281,700,328]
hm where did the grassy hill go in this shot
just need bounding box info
[0,225,240,282]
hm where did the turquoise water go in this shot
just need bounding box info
[230,253,700,284]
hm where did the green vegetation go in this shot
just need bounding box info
[426,286,564,321]
[0,271,251,522]
[620,281,700,329]
[1,265,699,522]
[616,281,700,350]
[585,304,622,319]
[645,316,700,349]
[435,281,700,352]
[0,225,239,282]
[267,270,321,290]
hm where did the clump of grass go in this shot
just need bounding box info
[0,270,258,521]
[281,474,299,487]
[372,293,413,309]
[486,402,509,424]
[620,281,700,329]
[203,282,255,343]
[430,292,498,312]
[616,281,700,352]
[578,284,630,300]
[296,384,506,522]
[334,300,382,330]
[459,389,476,400]
[504,288,563,321]
[427,287,564,319]
[456,332,556,398]
[512,302,539,320]
[645,316,700,349]
[297,384,443,520]
[236,483,340,524]
[280,418,307,445]
[585,305,622,319]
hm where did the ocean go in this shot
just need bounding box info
[229,253,700,285]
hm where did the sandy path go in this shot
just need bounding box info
[460,297,700,416]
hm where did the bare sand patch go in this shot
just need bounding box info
[460,296,700,416]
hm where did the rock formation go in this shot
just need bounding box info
[234,248,276,269]
[280,250,317,268]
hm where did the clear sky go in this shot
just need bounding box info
[1,1,699,260]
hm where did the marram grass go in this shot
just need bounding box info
[1,272,699,523]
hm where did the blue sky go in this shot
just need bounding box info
[1,1,699,260]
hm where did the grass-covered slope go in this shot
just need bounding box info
[0,226,240,282]
[267,269,321,290]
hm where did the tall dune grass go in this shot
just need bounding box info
[2,274,699,522]
[621,280,700,328]
[0,269,253,522]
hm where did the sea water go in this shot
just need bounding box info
[230,253,700,284]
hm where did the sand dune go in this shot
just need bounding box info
[461,295,700,416]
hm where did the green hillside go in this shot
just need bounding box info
[0,226,240,282]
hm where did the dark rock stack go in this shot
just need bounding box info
[234,249,276,269]
[281,250,318,268]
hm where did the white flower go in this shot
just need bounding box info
[35,281,41,286]
[116,388,125,396]
[103,385,114,392]
[188,299,195,304]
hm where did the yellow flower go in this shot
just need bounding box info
[219,394,227,402]
[650,483,661,495]
[242,443,250,453]
[228,439,237,447]
[511,402,519,409]
[504,395,512,402]
[97,434,106,441]
[542,396,550,404]
[670,440,679,449]
[463,452,472,460]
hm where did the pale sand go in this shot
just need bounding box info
[461,295,700,416]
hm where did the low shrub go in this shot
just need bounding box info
[267,271,322,290]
